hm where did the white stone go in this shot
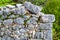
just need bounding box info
[38,23,53,29]
[38,12,44,16]
[3,19,13,26]
[6,5,15,9]
[16,4,23,8]
[31,14,39,18]
[41,14,55,22]
[14,18,24,24]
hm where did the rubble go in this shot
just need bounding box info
[0,1,55,40]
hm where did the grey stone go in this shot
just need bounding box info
[2,35,11,40]
[24,2,43,15]
[15,6,26,15]
[20,35,28,40]
[43,30,52,39]
[28,24,34,30]
[20,6,26,15]
[27,18,37,24]
[3,8,10,15]
[0,23,2,26]
[0,11,3,15]
[19,29,27,33]
[12,25,24,30]
[23,15,30,20]
[5,29,11,36]
[31,5,41,14]
[0,19,3,23]
[14,37,20,40]
[3,19,13,26]
[24,1,31,9]
[0,32,4,36]
[29,39,42,40]
[0,37,2,40]
[14,18,24,24]
[38,23,53,29]
[8,14,16,18]
[14,30,21,36]
[14,8,21,14]
[30,17,38,21]
[41,14,55,22]
[44,38,52,40]
[10,8,16,14]
[34,32,43,39]
[2,15,7,19]
[1,27,6,31]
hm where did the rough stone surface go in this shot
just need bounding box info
[24,1,43,15]
[38,23,53,29]
[3,19,13,26]
[40,14,55,22]
[14,18,24,24]
[0,1,55,40]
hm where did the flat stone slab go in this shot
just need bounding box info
[38,23,53,29]
[40,14,55,22]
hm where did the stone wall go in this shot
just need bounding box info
[0,1,55,40]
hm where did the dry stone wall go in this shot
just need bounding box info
[0,1,55,40]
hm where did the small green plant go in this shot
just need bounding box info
[28,0,47,6]
[42,0,60,40]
